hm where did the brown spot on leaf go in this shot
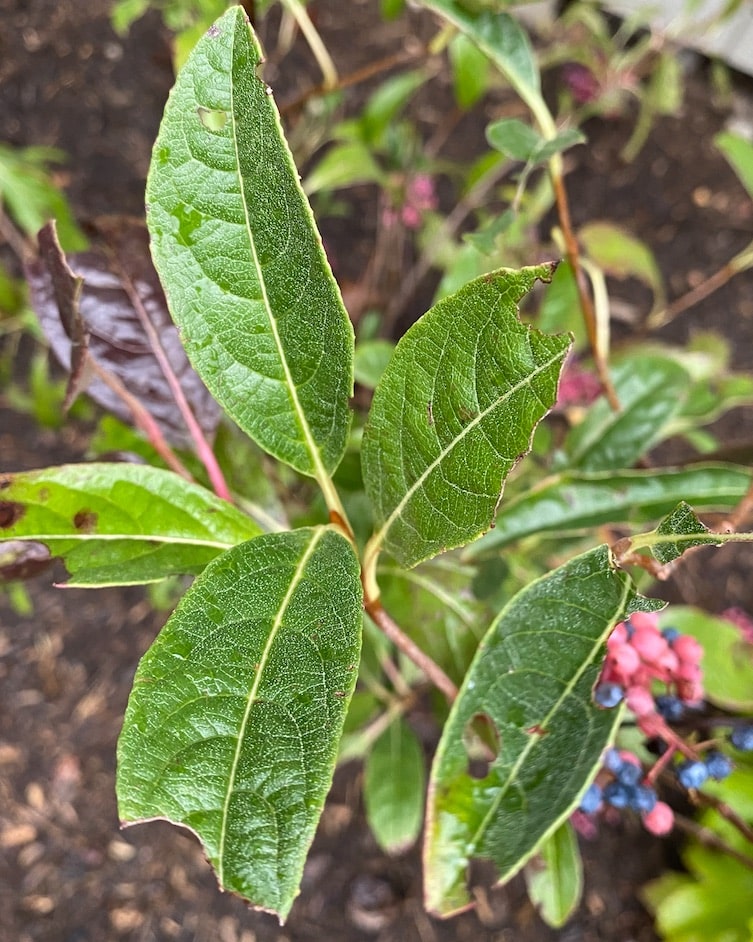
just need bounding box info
[526,724,549,737]
[0,501,25,528]
[38,488,50,502]
[73,509,98,532]
[0,477,11,490]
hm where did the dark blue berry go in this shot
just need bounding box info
[631,785,658,813]
[655,694,685,722]
[677,759,709,789]
[604,780,631,809]
[595,683,624,708]
[730,725,753,752]
[603,748,624,774]
[624,620,635,639]
[662,627,681,643]
[579,782,603,814]
[644,736,669,757]
[617,762,643,787]
[704,750,733,781]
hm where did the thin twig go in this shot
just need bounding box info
[551,170,621,411]
[673,814,753,872]
[280,47,425,117]
[110,256,232,501]
[693,790,753,845]
[90,360,194,482]
[650,242,753,329]
[365,598,458,704]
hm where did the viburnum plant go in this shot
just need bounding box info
[4,1,753,928]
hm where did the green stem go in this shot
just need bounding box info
[280,0,338,90]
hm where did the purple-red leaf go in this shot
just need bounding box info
[27,216,221,448]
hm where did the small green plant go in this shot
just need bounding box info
[4,2,753,928]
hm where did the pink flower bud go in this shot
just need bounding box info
[607,622,630,649]
[608,643,641,681]
[629,612,660,632]
[631,626,668,664]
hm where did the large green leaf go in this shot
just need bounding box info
[466,464,752,558]
[362,264,570,568]
[418,1,541,108]
[563,354,691,472]
[0,464,260,586]
[424,545,661,916]
[146,7,353,478]
[117,526,362,919]
[364,718,426,854]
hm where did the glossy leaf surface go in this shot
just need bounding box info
[563,355,690,472]
[424,545,660,916]
[364,718,426,854]
[362,264,569,568]
[0,464,260,586]
[466,464,752,557]
[117,527,362,919]
[146,7,353,476]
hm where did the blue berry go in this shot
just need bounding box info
[617,762,643,787]
[704,750,733,781]
[655,694,685,722]
[595,683,624,708]
[662,626,681,643]
[579,782,603,814]
[644,736,669,757]
[624,620,635,639]
[604,781,631,809]
[631,785,658,813]
[603,748,624,774]
[677,759,709,789]
[730,725,753,752]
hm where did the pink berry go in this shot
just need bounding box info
[672,635,703,665]
[675,661,702,683]
[654,648,679,680]
[626,685,655,717]
[676,679,704,704]
[629,612,660,631]
[642,801,674,835]
[608,643,641,681]
[631,627,669,664]
[607,623,630,649]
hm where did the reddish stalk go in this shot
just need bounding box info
[551,171,621,412]
[673,814,753,872]
[112,261,232,502]
[89,360,194,482]
[365,597,458,704]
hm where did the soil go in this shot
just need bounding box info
[1,1,753,941]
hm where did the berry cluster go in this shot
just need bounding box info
[577,610,751,836]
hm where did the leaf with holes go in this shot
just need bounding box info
[0,464,261,586]
[424,545,662,916]
[146,7,353,477]
[117,526,362,919]
[362,264,569,568]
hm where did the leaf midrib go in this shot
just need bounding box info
[228,22,327,483]
[216,526,323,886]
[8,533,237,548]
[465,573,631,874]
[374,347,566,550]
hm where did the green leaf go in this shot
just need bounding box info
[716,131,753,202]
[563,354,691,472]
[648,502,720,565]
[146,8,353,478]
[466,464,753,557]
[354,339,395,390]
[424,545,659,916]
[486,118,543,161]
[362,264,570,568]
[579,222,664,311]
[0,463,261,586]
[449,32,491,109]
[304,141,386,195]
[418,1,541,107]
[117,526,362,920]
[524,821,583,929]
[658,607,753,712]
[364,718,426,854]
[360,69,428,147]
